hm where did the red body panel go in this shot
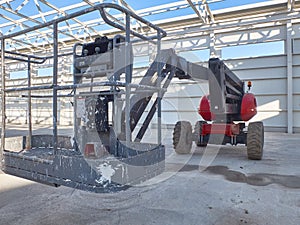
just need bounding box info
[240,93,257,121]
[199,93,257,122]
[198,95,215,121]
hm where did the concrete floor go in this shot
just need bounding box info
[0,130,299,225]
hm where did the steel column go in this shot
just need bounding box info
[53,22,58,152]
[157,31,162,145]
[26,57,32,149]
[286,20,293,134]
[0,39,6,164]
[209,29,221,58]
[125,13,131,143]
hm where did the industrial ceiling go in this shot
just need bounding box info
[0,0,296,51]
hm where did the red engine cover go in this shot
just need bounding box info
[198,95,215,121]
[241,93,257,121]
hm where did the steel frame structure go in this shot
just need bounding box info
[1,0,300,135]
[0,3,168,192]
[0,0,218,52]
[0,1,296,59]
[0,1,299,192]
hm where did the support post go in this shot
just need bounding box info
[53,22,58,152]
[286,20,293,134]
[0,39,5,164]
[26,57,32,149]
[125,13,131,144]
[157,31,162,145]
[209,29,221,58]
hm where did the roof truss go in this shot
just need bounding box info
[0,0,297,52]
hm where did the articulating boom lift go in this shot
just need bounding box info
[173,58,264,160]
[1,3,263,193]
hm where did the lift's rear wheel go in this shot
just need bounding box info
[173,121,193,154]
[194,121,207,147]
[247,122,264,160]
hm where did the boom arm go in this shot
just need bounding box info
[175,57,246,122]
[128,51,246,141]
[73,35,246,143]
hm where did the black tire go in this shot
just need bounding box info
[173,121,193,154]
[194,121,207,147]
[247,122,264,160]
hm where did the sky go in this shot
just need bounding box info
[0,0,274,31]
[124,0,271,11]
[30,0,272,10]
[0,0,273,20]
[112,0,273,21]
[79,1,273,28]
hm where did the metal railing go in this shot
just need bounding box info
[0,3,167,161]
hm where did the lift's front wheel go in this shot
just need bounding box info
[194,121,207,147]
[173,121,193,154]
[247,122,264,160]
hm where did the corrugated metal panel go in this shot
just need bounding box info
[233,67,287,80]
[293,77,300,92]
[293,39,300,54]
[291,68,300,77]
[246,79,287,95]
[293,112,300,127]
[292,55,300,67]
[292,24,300,38]
[293,95,300,110]
[158,54,291,132]
[225,55,287,70]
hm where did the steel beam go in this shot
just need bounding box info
[288,0,295,11]
[39,0,99,39]
[186,0,214,24]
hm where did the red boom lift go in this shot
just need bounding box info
[173,58,264,160]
